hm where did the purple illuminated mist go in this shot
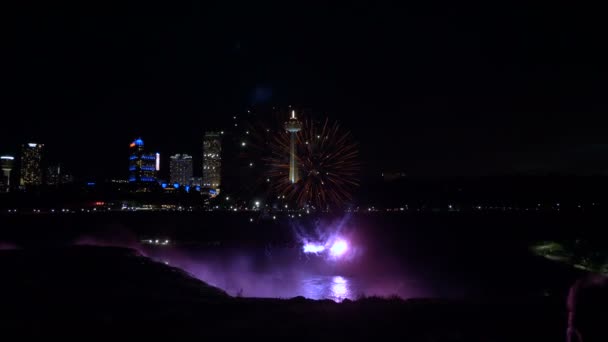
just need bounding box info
[142,245,423,301]
[3,216,428,301]
[136,218,426,301]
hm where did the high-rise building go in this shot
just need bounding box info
[1,155,15,192]
[128,138,157,186]
[284,110,302,183]
[169,154,193,186]
[190,177,202,187]
[203,132,221,192]
[47,164,61,186]
[47,164,73,186]
[20,143,44,187]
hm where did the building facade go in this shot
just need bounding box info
[20,143,44,187]
[190,177,202,187]
[47,164,74,186]
[169,154,193,186]
[128,138,157,186]
[202,132,221,192]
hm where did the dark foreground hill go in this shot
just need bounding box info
[0,246,574,340]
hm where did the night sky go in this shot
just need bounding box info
[2,2,608,180]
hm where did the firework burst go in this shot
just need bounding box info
[267,118,359,209]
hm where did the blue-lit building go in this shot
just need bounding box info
[128,138,158,187]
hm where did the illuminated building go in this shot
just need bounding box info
[20,143,44,187]
[47,164,73,186]
[203,132,221,192]
[128,138,157,186]
[1,155,15,192]
[169,154,193,186]
[284,110,302,183]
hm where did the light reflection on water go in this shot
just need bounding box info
[331,276,349,299]
[300,275,352,301]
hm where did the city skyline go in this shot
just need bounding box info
[3,3,608,180]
